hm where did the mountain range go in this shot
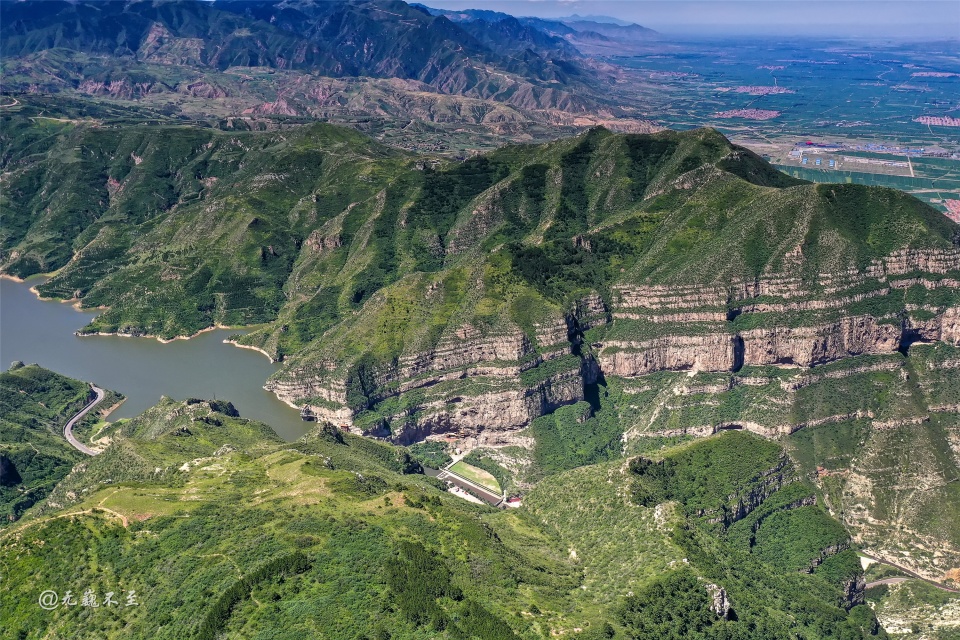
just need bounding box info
[2,1,960,637]
[3,98,959,589]
[0,0,660,151]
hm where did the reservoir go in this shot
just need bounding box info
[0,277,310,441]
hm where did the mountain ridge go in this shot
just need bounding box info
[0,0,660,151]
[0,0,607,104]
[11,115,943,590]
[3,115,956,452]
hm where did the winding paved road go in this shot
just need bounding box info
[865,577,908,589]
[64,385,104,456]
[860,552,960,593]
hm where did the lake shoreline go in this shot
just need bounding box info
[98,393,127,420]
[79,326,278,364]
[7,273,260,344]
[223,339,275,363]
[78,323,254,344]
[1,277,309,441]
[2,271,105,311]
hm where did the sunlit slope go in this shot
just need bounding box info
[0,364,120,521]
[616,344,960,583]
[1,401,888,639]
[526,431,886,639]
[4,119,957,447]
[2,119,406,335]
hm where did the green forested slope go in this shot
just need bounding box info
[615,344,960,583]
[4,114,954,352]
[4,111,960,636]
[0,364,113,521]
[526,431,884,640]
[1,400,888,639]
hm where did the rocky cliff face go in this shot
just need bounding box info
[701,456,793,527]
[268,316,587,445]
[601,248,960,377]
[9,113,949,448]
[272,246,959,444]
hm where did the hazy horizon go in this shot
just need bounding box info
[421,0,960,38]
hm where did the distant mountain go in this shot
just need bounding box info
[565,20,659,40]
[1,0,584,85]
[1,0,613,112]
[214,0,585,83]
[560,19,660,55]
[407,5,582,59]
[0,0,318,69]
[410,5,512,23]
[558,13,636,26]
[415,4,660,56]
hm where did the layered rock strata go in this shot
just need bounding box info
[272,248,959,443]
[602,248,960,376]
[268,318,588,444]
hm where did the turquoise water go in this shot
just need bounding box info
[0,277,309,441]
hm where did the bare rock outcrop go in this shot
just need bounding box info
[269,315,587,444]
[705,583,733,619]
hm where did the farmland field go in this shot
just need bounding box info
[616,36,960,209]
[619,37,960,148]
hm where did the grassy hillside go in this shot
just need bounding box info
[524,431,885,639]
[866,578,960,638]
[2,400,891,639]
[4,112,957,445]
[4,111,959,636]
[4,113,954,347]
[1,117,407,337]
[3,398,565,638]
[0,364,119,521]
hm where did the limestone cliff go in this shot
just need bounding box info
[273,244,958,444]
[602,248,960,376]
[268,306,588,444]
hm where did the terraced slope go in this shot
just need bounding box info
[256,127,958,449]
[610,343,960,583]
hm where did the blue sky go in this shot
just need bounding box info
[422,1,960,37]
